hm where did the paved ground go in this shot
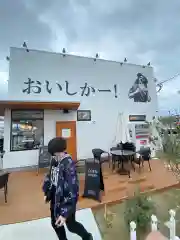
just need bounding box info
[0,208,101,240]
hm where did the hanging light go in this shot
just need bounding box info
[94,53,99,62]
[22,42,29,52]
[62,48,66,57]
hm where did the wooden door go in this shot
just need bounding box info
[56,121,77,160]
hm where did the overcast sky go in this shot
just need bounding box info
[0,0,180,115]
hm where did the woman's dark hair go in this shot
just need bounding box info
[136,73,148,87]
[48,137,67,155]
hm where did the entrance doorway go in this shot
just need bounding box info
[56,121,77,160]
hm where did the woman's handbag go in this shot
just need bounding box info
[42,158,54,202]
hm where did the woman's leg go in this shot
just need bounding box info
[66,212,93,239]
[50,208,67,240]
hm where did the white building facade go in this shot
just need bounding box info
[1,47,158,169]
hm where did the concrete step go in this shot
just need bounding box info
[78,171,113,181]
[107,184,127,193]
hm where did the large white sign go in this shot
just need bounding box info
[8,48,157,111]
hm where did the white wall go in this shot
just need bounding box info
[3,108,131,168]
[45,108,122,159]
[3,107,155,169]
[2,47,158,168]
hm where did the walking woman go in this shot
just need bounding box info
[42,137,93,240]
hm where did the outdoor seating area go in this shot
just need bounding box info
[0,158,178,225]
[94,142,152,179]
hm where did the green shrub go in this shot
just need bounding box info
[124,188,156,234]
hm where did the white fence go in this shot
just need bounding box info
[130,209,180,240]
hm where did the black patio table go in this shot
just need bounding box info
[110,149,135,178]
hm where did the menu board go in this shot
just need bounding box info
[83,159,102,202]
[37,146,51,172]
[62,128,71,138]
[129,115,146,122]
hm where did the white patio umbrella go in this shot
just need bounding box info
[111,112,128,146]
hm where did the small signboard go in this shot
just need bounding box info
[129,115,146,122]
[62,128,71,138]
[83,159,103,202]
[37,146,51,174]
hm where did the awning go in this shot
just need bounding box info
[0,100,80,116]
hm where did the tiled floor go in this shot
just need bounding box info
[0,159,178,225]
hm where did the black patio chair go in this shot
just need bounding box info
[139,147,152,171]
[92,148,110,168]
[122,142,137,171]
[0,172,9,203]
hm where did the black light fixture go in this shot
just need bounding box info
[22,42,29,52]
[120,62,123,66]
[154,78,158,83]
[63,109,69,114]
[142,65,145,68]
[147,62,151,66]
[6,56,10,61]
[23,42,27,48]
[94,53,99,61]
[124,57,127,63]
[62,48,66,57]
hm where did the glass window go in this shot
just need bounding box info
[11,110,44,151]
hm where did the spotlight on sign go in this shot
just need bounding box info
[124,58,127,63]
[23,42,27,48]
[142,65,145,68]
[6,56,10,61]
[154,78,158,83]
[120,62,123,66]
[22,42,29,52]
[62,48,66,57]
[94,53,99,62]
[147,62,151,66]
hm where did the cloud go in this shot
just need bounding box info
[0,0,52,69]
[0,0,180,114]
[0,0,53,100]
[158,76,180,112]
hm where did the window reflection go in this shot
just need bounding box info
[11,111,44,151]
